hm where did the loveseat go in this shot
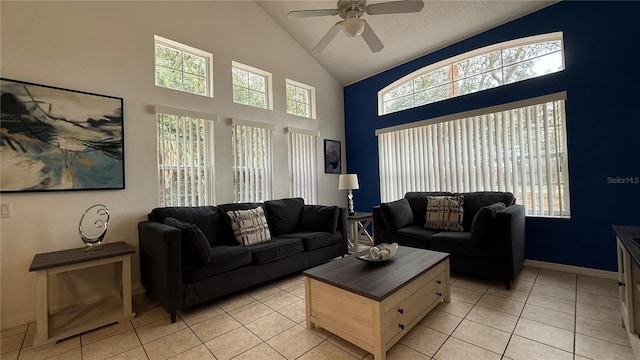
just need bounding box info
[138,198,347,322]
[373,192,525,289]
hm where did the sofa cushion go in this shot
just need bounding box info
[264,198,305,236]
[471,202,507,242]
[281,231,342,251]
[460,192,515,231]
[425,195,465,232]
[164,217,213,264]
[150,206,218,246]
[227,207,271,246]
[405,192,453,227]
[301,205,339,233]
[431,231,495,258]
[380,198,413,231]
[381,226,440,249]
[182,246,252,283]
[247,237,304,265]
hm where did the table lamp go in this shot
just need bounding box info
[339,174,359,215]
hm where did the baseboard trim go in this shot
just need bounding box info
[524,259,617,280]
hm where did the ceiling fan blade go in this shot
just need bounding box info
[361,20,384,53]
[366,0,424,15]
[287,9,340,19]
[312,22,344,53]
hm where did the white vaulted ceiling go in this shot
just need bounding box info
[257,0,557,85]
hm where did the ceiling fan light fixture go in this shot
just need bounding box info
[343,16,365,37]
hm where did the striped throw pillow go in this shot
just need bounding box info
[227,207,271,246]
[425,195,465,232]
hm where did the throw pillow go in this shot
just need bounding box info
[425,195,465,232]
[264,198,304,236]
[301,205,340,233]
[470,202,507,242]
[227,207,272,246]
[164,217,212,264]
[380,198,413,231]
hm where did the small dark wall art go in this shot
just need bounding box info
[324,139,341,174]
[0,78,125,192]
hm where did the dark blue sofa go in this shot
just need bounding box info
[138,198,347,322]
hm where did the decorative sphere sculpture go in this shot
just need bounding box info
[79,204,110,251]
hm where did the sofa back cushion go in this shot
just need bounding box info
[264,198,305,236]
[301,205,339,233]
[460,192,515,231]
[404,192,453,227]
[150,206,218,246]
[380,198,413,231]
[470,202,507,242]
[216,203,263,246]
[227,207,272,246]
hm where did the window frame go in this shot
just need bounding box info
[285,79,316,119]
[154,35,214,97]
[231,118,275,203]
[378,32,564,115]
[231,61,274,110]
[286,127,319,204]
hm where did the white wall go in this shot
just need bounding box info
[0,1,346,329]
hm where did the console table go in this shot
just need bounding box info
[29,242,135,347]
[614,225,640,358]
[347,212,374,253]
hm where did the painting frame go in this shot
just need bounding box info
[1,78,125,192]
[324,139,341,174]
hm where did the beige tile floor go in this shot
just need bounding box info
[1,266,635,360]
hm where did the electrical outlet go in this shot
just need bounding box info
[1,203,12,218]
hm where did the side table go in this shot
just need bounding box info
[29,242,136,347]
[347,212,374,253]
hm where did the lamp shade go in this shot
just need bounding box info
[338,174,359,190]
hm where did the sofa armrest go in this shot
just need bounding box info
[138,221,184,317]
[373,206,385,245]
[495,204,526,280]
[338,207,349,255]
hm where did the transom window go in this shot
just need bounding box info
[154,35,212,97]
[286,79,316,119]
[232,61,273,110]
[379,32,564,115]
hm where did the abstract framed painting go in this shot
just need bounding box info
[0,78,125,192]
[324,139,341,174]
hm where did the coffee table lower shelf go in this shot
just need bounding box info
[304,259,450,360]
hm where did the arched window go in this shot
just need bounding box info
[378,33,564,115]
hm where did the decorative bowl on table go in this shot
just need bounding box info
[357,242,399,263]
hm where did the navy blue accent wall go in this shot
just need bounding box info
[344,1,640,271]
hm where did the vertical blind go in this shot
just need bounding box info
[286,128,318,204]
[232,121,274,203]
[377,93,570,218]
[156,111,215,206]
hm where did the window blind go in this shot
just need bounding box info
[156,111,215,206]
[378,93,570,217]
[286,127,319,204]
[232,123,273,202]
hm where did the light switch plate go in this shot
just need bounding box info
[1,203,12,218]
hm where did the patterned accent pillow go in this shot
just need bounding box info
[227,207,271,246]
[425,195,465,232]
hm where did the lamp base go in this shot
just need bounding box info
[347,189,356,216]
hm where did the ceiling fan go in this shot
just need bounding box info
[287,0,424,54]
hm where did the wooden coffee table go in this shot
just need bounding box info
[303,247,450,360]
